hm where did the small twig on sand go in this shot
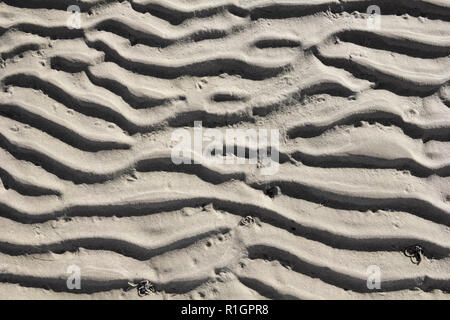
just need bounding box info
[403,245,424,265]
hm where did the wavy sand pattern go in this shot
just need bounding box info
[0,0,449,300]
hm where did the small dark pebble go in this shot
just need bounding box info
[265,186,281,198]
[240,216,255,226]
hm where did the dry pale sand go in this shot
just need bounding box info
[0,0,449,300]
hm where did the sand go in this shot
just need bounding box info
[0,0,449,300]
